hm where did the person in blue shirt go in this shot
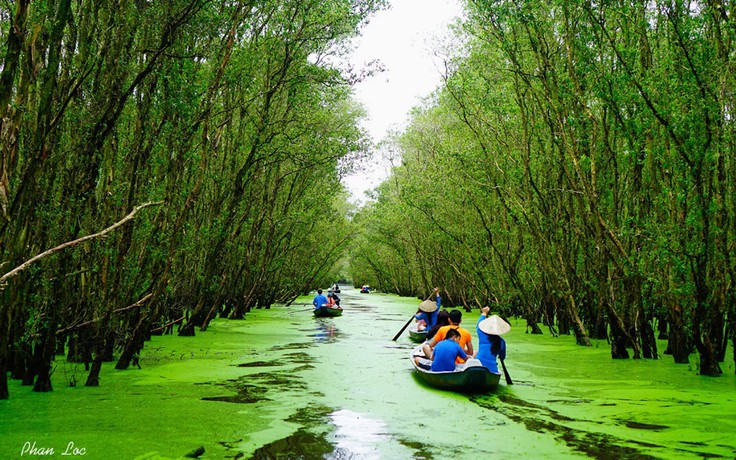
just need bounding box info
[475,306,509,373]
[430,328,467,372]
[415,287,441,330]
[312,289,328,310]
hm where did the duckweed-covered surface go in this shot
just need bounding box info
[1,287,735,459]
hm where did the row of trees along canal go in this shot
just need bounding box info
[349,0,735,377]
[0,0,387,399]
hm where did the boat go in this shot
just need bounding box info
[410,345,501,393]
[313,305,343,317]
[408,327,427,343]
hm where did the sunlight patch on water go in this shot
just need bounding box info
[327,409,405,459]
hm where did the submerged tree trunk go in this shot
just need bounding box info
[85,353,103,387]
[609,317,630,359]
[639,310,658,359]
[116,314,149,370]
[667,305,690,364]
[32,329,56,392]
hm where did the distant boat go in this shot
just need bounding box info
[410,345,501,393]
[408,327,427,343]
[360,285,370,293]
[313,305,343,317]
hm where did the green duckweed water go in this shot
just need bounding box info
[1,287,735,459]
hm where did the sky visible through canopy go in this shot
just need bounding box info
[341,0,463,204]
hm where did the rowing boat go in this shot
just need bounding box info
[408,327,427,343]
[410,345,501,392]
[313,305,343,317]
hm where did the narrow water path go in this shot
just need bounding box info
[225,287,736,459]
[2,287,735,459]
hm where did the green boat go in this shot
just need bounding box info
[313,305,343,317]
[408,327,427,343]
[410,345,501,393]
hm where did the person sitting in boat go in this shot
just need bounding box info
[326,291,341,309]
[422,309,474,364]
[332,290,341,306]
[312,289,328,309]
[331,283,341,293]
[475,307,509,373]
[429,328,468,372]
[426,309,450,341]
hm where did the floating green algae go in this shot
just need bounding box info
[1,288,735,459]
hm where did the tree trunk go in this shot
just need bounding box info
[639,311,658,359]
[102,333,116,362]
[32,330,55,392]
[85,353,103,387]
[0,356,8,399]
[10,346,28,380]
[179,299,207,336]
[657,316,668,340]
[609,318,630,359]
[667,305,690,364]
[696,336,723,377]
[116,315,148,370]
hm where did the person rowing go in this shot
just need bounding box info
[414,292,439,331]
[475,306,509,373]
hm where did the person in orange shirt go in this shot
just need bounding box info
[421,309,474,363]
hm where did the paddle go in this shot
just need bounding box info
[392,288,438,341]
[500,358,513,385]
[391,315,415,341]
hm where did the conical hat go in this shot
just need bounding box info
[418,299,437,312]
[478,314,511,335]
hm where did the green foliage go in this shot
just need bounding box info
[0,0,383,394]
[351,0,736,373]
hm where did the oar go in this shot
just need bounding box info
[392,289,437,341]
[392,315,416,341]
[500,358,513,385]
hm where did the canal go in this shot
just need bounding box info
[1,287,735,459]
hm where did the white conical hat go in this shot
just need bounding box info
[478,314,511,335]
[418,299,437,312]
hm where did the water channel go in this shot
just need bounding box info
[1,287,735,459]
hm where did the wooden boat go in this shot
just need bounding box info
[410,346,501,393]
[408,327,427,343]
[313,305,343,317]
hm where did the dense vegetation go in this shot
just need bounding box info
[350,0,735,376]
[0,0,384,398]
[2,0,733,402]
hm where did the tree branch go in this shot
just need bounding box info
[1,201,163,285]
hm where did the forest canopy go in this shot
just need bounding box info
[349,0,736,377]
[0,0,385,398]
[2,0,734,402]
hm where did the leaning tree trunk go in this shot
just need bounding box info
[179,298,207,336]
[85,352,104,387]
[116,312,150,370]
